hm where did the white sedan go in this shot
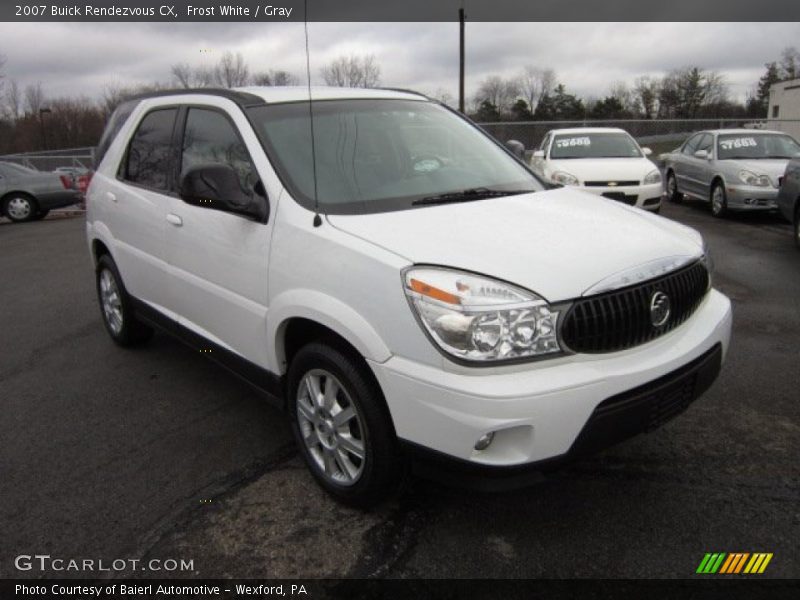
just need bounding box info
[530,127,664,212]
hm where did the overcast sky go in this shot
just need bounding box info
[1,22,799,104]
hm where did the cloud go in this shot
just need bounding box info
[1,22,798,102]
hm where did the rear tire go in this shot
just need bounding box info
[287,341,402,507]
[3,194,38,223]
[666,171,681,203]
[95,254,153,346]
[711,182,728,218]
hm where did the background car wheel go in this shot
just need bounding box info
[3,194,38,223]
[95,255,153,346]
[287,341,402,507]
[666,172,682,203]
[711,182,728,218]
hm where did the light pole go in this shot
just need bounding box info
[458,7,465,113]
[39,107,52,151]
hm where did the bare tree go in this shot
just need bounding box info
[23,82,45,115]
[519,66,555,113]
[633,76,659,118]
[170,63,194,88]
[5,78,21,120]
[608,81,636,113]
[320,54,381,88]
[99,82,165,117]
[431,87,455,107]
[252,69,299,86]
[213,52,250,88]
[779,46,800,80]
[473,75,520,114]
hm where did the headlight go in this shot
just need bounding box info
[550,171,579,186]
[738,170,770,187]
[403,267,561,363]
[643,169,662,185]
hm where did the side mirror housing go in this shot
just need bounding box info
[641,147,653,156]
[694,149,710,160]
[179,163,268,222]
[532,149,545,158]
[505,139,525,158]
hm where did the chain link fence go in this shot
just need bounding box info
[0,147,95,172]
[478,119,800,161]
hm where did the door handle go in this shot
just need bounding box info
[166,213,183,227]
[106,192,117,203]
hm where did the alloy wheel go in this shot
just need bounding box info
[99,268,124,335]
[712,186,725,215]
[296,369,366,486]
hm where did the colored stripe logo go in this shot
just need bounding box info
[696,553,773,574]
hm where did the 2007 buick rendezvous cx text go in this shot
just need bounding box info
[85,86,732,506]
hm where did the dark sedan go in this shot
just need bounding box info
[0,161,83,223]
[777,157,800,248]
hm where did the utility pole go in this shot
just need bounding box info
[459,7,465,113]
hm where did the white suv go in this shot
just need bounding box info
[86,87,732,506]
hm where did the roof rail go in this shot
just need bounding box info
[375,87,431,100]
[126,87,267,108]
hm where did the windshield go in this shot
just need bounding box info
[716,133,800,160]
[549,132,642,159]
[247,99,542,214]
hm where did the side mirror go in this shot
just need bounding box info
[179,163,268,222]
[694,149,710,160]
[505,139,525,158]
[641,147,653,156]
[532,150,545,158]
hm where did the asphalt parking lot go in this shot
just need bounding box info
[1,199,798,580]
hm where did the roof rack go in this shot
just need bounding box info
[126,87,267,108]
[375,87,431,100]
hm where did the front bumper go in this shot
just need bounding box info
[370,288,731,475]
[579,182,663,211]
[725,185,779,211]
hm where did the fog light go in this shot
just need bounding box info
[474,432,495,451]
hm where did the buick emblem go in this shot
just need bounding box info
[650,291,671,328]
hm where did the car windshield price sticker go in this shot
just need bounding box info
[719,137,757,150]
[555,137,591,148]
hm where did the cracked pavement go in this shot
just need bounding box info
[1,200,798,579]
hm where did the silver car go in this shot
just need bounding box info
[0,161,83,223]
[663,129,800,217]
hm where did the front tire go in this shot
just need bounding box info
[95,255,153,346]
[3,194,38,223]
[287,342,402,507]
[711,182,728,218]
[666,171,681,203]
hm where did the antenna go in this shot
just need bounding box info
[304,0,322,227]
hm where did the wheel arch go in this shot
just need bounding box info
[267,290,392,376]
[0,191,38,215]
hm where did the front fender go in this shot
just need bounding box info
[266,288,392,374]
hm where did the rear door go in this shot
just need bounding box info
[106,106,177,314]
[683,133,714,197]
[673,133,702,196]
[164,104,274,365]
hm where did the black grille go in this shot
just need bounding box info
[602,192,637,205]
[561,260,709,353]
[585,180,640,187]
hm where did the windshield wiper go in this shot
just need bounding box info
[412,188,532,206]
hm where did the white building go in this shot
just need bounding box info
[768,78,800,140]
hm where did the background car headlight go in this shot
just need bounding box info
[403,267,561,362]
[738,170,770,187]
[643,169,662,185]
[701,240,714,289]
[550,171,579,186]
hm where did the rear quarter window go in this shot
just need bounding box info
[121,108,178,191]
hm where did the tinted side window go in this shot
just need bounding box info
[696,134,713,153]
[96,99,139,170]
[123,108,178,191]
[180,108,256,193]
[682,133,703,155]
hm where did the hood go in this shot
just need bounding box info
[546,157,657,183]
[729,159,789,185]
[327,188,704,302]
